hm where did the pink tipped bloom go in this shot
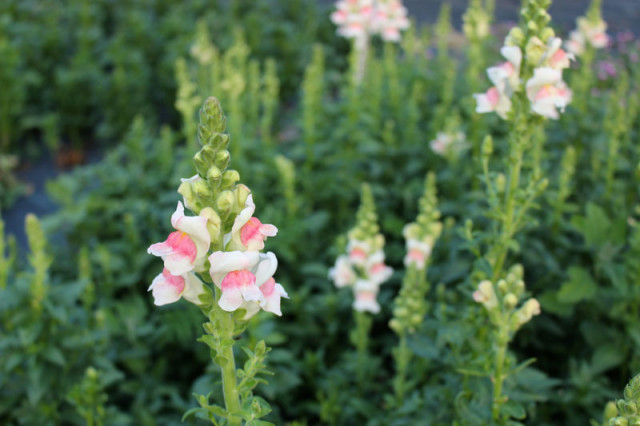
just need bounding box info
[474,86,512,119]
[473,280,498,310]
[209,251,285,317]
[565,30,586,56]
[353,280,380,313]
[347,239,371,266]
[225,194,278,251]
[366,250,393,285]
[148,268,206,306]
[257,278,289,317]
[329,255,357,288]
[429,131,467,157]
[404,238,432,270]
[218,270,264,312]
[148,202,211,275]
[526,67,572,119]
[542,37,573,70]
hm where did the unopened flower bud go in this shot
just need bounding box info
[506,27,524,46]
[497,279,508,294]
[526,36,546,64]
[604,401,618,420]
[221,169,240,189]
[234,184,251,213]
[215,150,230,170]
[495,173,506,193]
[540,27,555,42]
[510,264,524,278]
[207,166,222,182]
[216,190,234,214]
[504,293,518,309]
[482,135,493,157]
[193,179,212,200]
[200,207,222,242]
[514,279,525,296]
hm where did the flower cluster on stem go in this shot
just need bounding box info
[472,265,541,421]
[389,173,442,405]
[329,183,392,314]
[147,97,287,424]
[474,4,574,120]
[565,0,609,57]
[331,0,410,47]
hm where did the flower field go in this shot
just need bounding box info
[2,0,640,424]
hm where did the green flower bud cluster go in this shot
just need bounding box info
[274,155,298,218]
[586,0,604,25]
[190,20,218,66]
[0,218,15,290]
[473,264,540,334]
[402,172,443,247]
[608,374,640,425]
[348,183,385,253]
[25,214,52,314]
[391,173,443,336]
[178,97,250,246]
[462,0,490,41]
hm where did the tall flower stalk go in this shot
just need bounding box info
[471,0,572,421]
[147,97,288,425]
[389,173,442,405]
[329,183,392,388]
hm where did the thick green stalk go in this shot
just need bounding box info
[216,298,242,425]
[492,322,509,421]
[353,311,372,391]
[491,140,524,282]
[393,333,410,405]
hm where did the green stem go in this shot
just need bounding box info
[491,322,509,422]
[491,141,523,282]
[393,333,411,405]
[353,311,372,391]
[214,290,242,425]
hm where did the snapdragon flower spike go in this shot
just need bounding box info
[329,255,357,288]
[331,0,374,43]
[148,202,211,275]
[331,0,410,44]
[148,268,206,306]
[225,194,277,251]
[526,67,572,119]
[373,0,410,42]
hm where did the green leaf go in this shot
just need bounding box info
[42,347,66,366]
[557,266,597,304]
[501,400,526,420]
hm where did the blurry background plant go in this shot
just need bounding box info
[1,0,639,424]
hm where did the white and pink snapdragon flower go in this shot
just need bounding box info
[147,185,287,318]
[429,131,468,157]
[474,35,572,120]
[566,16,610,56]
[225,194,278,252]
[474,45,522,119]
[148,201,211,275]
[331,0,409,45]
[330,236,392,314]
[209,251,288,319]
